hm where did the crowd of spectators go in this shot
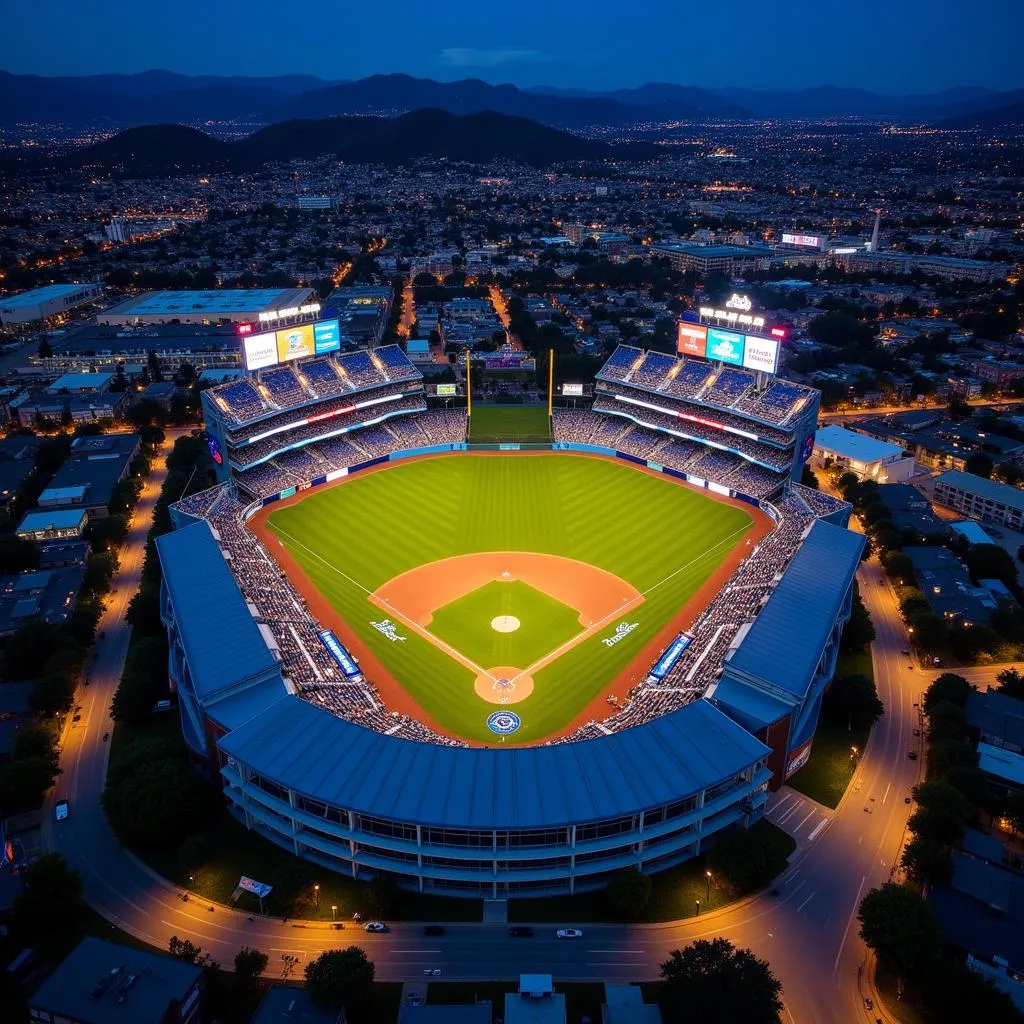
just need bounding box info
[596,344,814,426]
[209,344,420,425]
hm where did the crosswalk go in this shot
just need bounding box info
[765,787,833,845]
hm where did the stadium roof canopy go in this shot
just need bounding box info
[156,521,279,701]
[814,424,904,464]
[218,695,769,829]
[723,520,865,701]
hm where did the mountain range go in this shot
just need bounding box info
[2,70,1022,129]
[71,109,657,173]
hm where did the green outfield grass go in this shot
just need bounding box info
[468,405,551,441]
[266,454,751,743]
[428,579,583,669]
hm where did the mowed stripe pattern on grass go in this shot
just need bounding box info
[266,455,751,744]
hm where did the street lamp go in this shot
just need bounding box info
[331,904,337,922]
[695,899,701,917]
[706,870,712,901]
[851,745,859,762]
[313,884,320,909]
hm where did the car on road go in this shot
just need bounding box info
[423,925,445,936]
[363,921,388,932]
[509,926,534,937]
[54,800,69,821]
[556,928,583,939]
[908,751,918,760]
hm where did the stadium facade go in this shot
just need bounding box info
[156,338,864,897]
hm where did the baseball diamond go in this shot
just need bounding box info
[253,452,761,744]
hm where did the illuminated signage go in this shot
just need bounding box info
[258,302,321,323]
[725,293,752,312]
[275,323,315,363]
[318,629,360,678]
[237,323,253,335]
[677,322,708,358]
[613,393,759,441]
[781,232,823,248]
[204,432,223,465]
[313,318,341,355]
[562,383,584,397]
[706,328,744,366]
[436,383,457,397]
[241,392,403,445]
[742,334,780,375]
[699,305,765,330]
[242,331,278,371]
[650,632,693,680]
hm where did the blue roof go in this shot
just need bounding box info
[814,424,905,463]
[17,509,87,532]
[936,469,1024,513]
[711,676,792,732]
[724,520,865,700]
[156,522,279,700]
[218,696,769,829]
[0,283,97,307]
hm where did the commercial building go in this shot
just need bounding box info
[16,508,88,542]
[811,424,916,483]
[98,288,315,327]
[652,244,772,276]
[39,433,142,518]
[0,566,85,635]
[932,470,1024,531]
[0,283,103,326]
[603,985,663,1024]
[874,483,948,540]
[251,986,346,1024]
[843,250,1009,283]
[12,387,129,425]
[0,434,39,509]
[28,936,203,1024]
[505,975,565,1024]
[905,547,998,625]
[46,372,114,394]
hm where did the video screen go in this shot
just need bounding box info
[677,322,708,358]
[313,318,341,355]
[706,328,744,366]
[242,331,278,371]
[742,334,780,374]
[275,323,315,362]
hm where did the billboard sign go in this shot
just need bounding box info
[238,876,273,898]
[742,334,780,374]
[562,383,584,397]
[436,383,457,396]
[242,331,278,371]
[677,322,708,358]
[781,232,823,248]
[313,318,341,355]
[276,323,315,363]
[706,328,744,366]
[650,632,693,680]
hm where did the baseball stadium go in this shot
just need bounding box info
[157,330,865,898]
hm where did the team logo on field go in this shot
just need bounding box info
[370,619,407,643]
[602,621,639,647]
[487,711,522,735]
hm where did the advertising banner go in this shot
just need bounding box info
[275,323,315,363]
[677,322,708,358]
[242,331,278,371]
[313,318,341,355]
[436,383,457,396]
[706,328,744,366]
[562,383,584,397]
[742,334,780,374]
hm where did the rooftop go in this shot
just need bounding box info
[17,508,87,533]
[654,244,772,257]
[101,288,313,318]
[935,469,1024,514]
[252,985,343,1024]
[814,424,906,464]
[155,521,281,701]
[0,283,98,308]
[218,695,769,829]
[28,937,202,1024]
[46,372,113,393]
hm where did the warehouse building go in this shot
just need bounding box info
[651,244,772,276]
[932,470,1024,531]
[0,283,103,326]
[98,288,316,326]
[38,433,142,519]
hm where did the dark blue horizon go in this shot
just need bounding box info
[4,0,1021,93]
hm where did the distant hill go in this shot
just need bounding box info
[73,109,657,173]
[266,73,720,128]
[936,97,1024,128]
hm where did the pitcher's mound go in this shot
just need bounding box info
[475,666,534,704]
[491,615,521,633]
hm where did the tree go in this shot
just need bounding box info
[901,836,953,887]
[0,534,39,575]
[707,828,780,895]
[304,947,375,1010]
[839,585,875,654]
[29,672,75,716]
[963,543,1018,589]
[926,702,968,744]
[882,549,914,584]
[858,883,941,989]
[2,619,68,680]
[826,674,884,730]
[0,756,61,815]
[13,721,56,761]
[178,834,211,875]
[367,873,400,917]
[168,935,203,963]
[13,853,83,937]
[927,737,978,778]
[660,938,783,1024]
[605,869,652,918]
[964,450,994,478]
[996,667,1024,700]
[110,635,169,724]
[234,946,269,987]
[923,673,972,712]
[948,397,973,421]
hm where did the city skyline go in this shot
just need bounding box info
[4,0,1022,93]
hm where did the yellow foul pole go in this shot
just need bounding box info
[547,348,554,420]
[466,352,472,418]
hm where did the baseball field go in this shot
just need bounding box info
[260,453,756,744]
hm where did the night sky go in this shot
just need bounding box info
[4,0,1020,93]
